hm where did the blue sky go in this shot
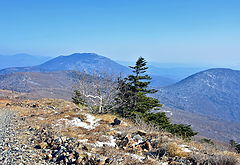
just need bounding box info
[0,0,240,67]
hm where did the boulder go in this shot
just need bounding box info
[111,118,121,126]
[137,130,147,136]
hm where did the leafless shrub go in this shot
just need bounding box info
[133,116,162,133]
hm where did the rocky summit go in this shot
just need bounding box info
[0,92,239,164]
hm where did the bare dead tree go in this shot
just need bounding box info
[73,72,120,113]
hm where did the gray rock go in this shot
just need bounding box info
[111,118,122,126]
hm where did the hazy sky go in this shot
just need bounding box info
[0,0,240,67]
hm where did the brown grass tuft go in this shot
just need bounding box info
[167,142,190,157]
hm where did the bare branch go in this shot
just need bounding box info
[73,71,119,113]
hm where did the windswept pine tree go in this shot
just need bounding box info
[116,57,197,139]
[116,57,162,117]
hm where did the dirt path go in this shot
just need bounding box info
[0,108,46,164]
[0,109,16,164]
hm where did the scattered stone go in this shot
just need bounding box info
[0,109,43,164]
[31,104,39,108]
[35,142,48,149]
[47,106,56,110]
[0,99,234,165]
[111,118,121,126]
[146,148,166,159]
[133,134,144,142]
[6,103,11,106]
[137,130,147,136]
[143,141,152,151]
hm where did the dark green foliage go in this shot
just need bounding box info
[143,112,171,129]
[116,57,197,139]
[229,140,240,153]
[167,124,198,139]
[229,140,237,148]
[235,144,240,153]
[200,138,214,145]
[127,57,157,94]
[134,92,161,114]
[116,57,161,117]
[72,90,86,105]
[115,78,136,117]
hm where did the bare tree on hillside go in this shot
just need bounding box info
[72,72,121,113]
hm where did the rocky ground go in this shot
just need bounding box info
[0,97,239,165]
[0,108,46,164]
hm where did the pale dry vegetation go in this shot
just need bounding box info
[0,97,239,164]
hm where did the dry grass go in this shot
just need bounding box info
[92,124,110,133]
[166,142,190,157]
[95,114,117,123]
[191,153,239,165]
[209,154,238,165]
[187,141,206,151]
[187,140,240,163]
[1,97,239,164]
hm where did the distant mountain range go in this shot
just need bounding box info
[0,69,239,142]
[117,60,207,81]
[157,68,240,122]
[0,53,130,76]
[1,53,240,142]
[0,54,51,69]
[148,65,206,81]
[0,53,175,87]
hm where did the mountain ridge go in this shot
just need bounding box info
[0,53,175,87]
[0,53,130,76]
[156,68,240,122]
[0,53,51,69]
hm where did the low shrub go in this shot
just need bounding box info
[235,144,240,153]
[200,138,214,145]
[141,112,197,139]
[168,124,198,140]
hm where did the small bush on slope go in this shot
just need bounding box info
[236,144,240,153]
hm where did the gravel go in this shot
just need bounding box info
[0,108,46,164]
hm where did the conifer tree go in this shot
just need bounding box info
[116,57,162,117]
[230,139,237,148]
[72,90,86,105]
[236,144,240,153]
[127,57,157,94]
[116,57,197,139]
